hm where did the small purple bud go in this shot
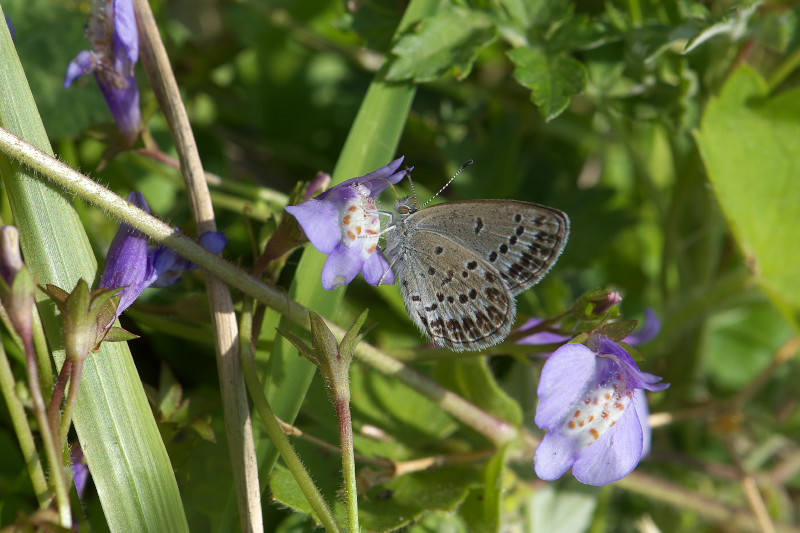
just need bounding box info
[0,226,24,285]
[592,290,622,314]
[304,172,332,201]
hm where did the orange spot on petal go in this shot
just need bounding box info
[348,205,358,212]
[590,429,600,440]
[568,421,576,429]
[347,231,356,241]
[342,215,352,225]
[615,403,625,410]
[574,410,581,418]
[367,244,377,253]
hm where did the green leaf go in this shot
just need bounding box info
[435,358,523,427]
[0,7,188,531]
[507,45,586,121]
[525,485,597,533]
[270,462,481,532]
[703,299,793,390]
[3,0,118,139]
[351,364,458,446]
[459,445,509,533]
[385,4,496,82]
[696,66,800,327]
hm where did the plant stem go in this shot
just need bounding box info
[59,358,85,446]
[0,337,50,506]
[23,337,71,526]
[0,125,519,448]
[335,394,359,533]
[238,301,342,533]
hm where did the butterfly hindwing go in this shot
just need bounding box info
[391,232,517,351]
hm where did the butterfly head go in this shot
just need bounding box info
[394,196,417,220]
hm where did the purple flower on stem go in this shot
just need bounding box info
[100,192,227,321]
[285,157,411,290]
[65,0,141,144]
[534,334,669,486]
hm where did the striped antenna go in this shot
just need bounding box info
[418,160,474,209]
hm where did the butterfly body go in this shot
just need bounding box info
[383,198,569,352]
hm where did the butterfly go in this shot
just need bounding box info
[382,196,569,351]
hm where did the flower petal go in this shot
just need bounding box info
[285,199,341,254]
[99,192,157,315]
[321,245,364,290]
[319,157,409,200]
[571,401,644,486]
[624,308,661,345]
[362,249,395,286]
[534,430,579,481]
[535,343,597,429]
[633,390,652,458]
[516,317,570,346]
[97,74,141,144]
[199,231,227,254]
[113,0,138,66]
[64,50,97,88]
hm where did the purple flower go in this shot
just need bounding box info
[65,0,141,144]
[100,192,228,318]
[151,231,227,287]
[285,157,411,290]
[624,308,661,345]
[71,443,90,499]
[99,192,158,317]
[534,334,669,486]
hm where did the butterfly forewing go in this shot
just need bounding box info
[384,198,569,352]
[391,233,516,351]
[401,200,570,295]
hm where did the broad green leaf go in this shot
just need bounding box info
[270,461,481,532]
[696,66,800,327]
[525,485,597,533]
[385,4,496,82]
[0,7,188,532]
[435,358,522,427]
[459,445,509,532]
[507,45,586,121]
[702,299,793,390]
[351,363,459,447]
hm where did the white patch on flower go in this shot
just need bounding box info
[340,184,381,256]
[563,355,633,448]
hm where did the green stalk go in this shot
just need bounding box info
[238,302,342,533]
[0,338,50,507]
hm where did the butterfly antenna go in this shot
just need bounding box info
[407,167,418,204]
[418,160,474,209]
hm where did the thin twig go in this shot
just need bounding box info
[133,2,262,531]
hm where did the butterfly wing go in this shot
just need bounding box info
[390,232,517,351]
[404,200,570,296]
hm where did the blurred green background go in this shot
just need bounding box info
[1,0,799,531]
